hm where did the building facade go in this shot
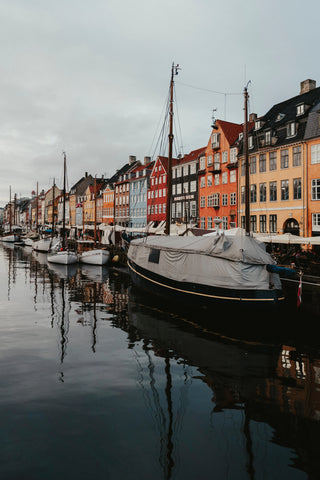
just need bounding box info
[129,158,154,229]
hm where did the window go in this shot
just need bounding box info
[230,170,236,183]
[250,215,257,233]
[250,184,257,203]
[207,217,213,229]
[270,182,277,201]
[183,182,189,193]
[265,131,271,145]
[214,153,220,170]
[281,149,289,169]
[287,122,296,137]
[183,165,189,176]
[199,157,206,170]
[207,175,213,187]
[297,104,305,115]
[293,146,302,167]
[241,186,245,204]
[270,215,277,233]
[312,213,320,230]
[311,179,320,200]
[213,193,220,207]
[190,201,196,217]
[207,195,213,207]
[255,120,261,130]
[222,151,228,163]
[207,155,213,166]
[248,136,253,149]
[230,192,236,205]
[222,194,228,206]
[190,180,196,192]
[176,184,182,194]
[311,144,320,164]
[260,183,266,202]
[230,148,237,163]
[222,216,228,230]
[176,167,181,177]
[200,196,205,208]
[214,174,220,185]
[250,156,256,174]
[211,133,220,148]
[259,154,266,172]
[281,180,289,200]
[200,177,205,188]
[269,151,277,171]
[190,163,196,174]
[222,172,228,184]
[293,178,301,200]
[200,217,205,229]
[260,215,267,233]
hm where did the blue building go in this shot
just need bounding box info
[129,158,154,229]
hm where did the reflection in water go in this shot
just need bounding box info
[1,243,320,479]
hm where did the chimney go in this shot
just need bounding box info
[129,155,136,165]
[249,113,257,122]
[85,172,88,177]
[144,156,151,165]
[300,79,316,95]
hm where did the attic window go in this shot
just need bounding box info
[265,130,271,145]
[255,120,262,130]
[297,104,305,116]
[287,122,297,137]
[238,132,243,140]
[276,113,285,122]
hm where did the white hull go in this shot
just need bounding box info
[23,238,34,247]
[47,250,78,265]
[79,249,110,265]
[33,237,59,252]
[0,234,19,243]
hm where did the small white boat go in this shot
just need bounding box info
[79,249,110,265]
[47,249,78,265]
[33,237,59,252]
[0,234,19,243]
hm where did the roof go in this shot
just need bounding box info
[216,120,243,145]
[175,147,206,165]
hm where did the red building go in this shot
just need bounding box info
[147,156,170,225]
[198,120,243,230]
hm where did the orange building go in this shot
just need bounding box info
[102,185,115,225]
[198,120,243,230]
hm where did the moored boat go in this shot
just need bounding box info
[47,248,78,265]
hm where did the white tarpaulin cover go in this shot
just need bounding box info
[128,232,282,291]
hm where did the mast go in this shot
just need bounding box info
[165,62,180,236]
[36,181,39,231]
[244,84,250,235]
[62,152,67,248]
[9,185,12,233]
[52,178,55,238]
[94,175,97,243]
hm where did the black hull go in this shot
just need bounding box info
[128,258,284,308]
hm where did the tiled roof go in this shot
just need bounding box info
[217,120,243,145]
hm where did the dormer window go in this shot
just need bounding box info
[276,113,285,122]
[248,136,253,149]
[211,133,220,149]
[238,132,243,140]
[287,122,297,137]
[255,120,262,130]
[297,104,305,116]
[265,130,271,145]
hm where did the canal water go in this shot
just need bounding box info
[0,243,319,480]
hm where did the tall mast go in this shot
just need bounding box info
[62,152,67,248]
[9,185,12,233]
[165,62,180,236]
[36,181,39,231]
[52,179,55,238]
[94,175,97,243]
[244,84,250,235]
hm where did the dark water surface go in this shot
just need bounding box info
[0,243,320,480]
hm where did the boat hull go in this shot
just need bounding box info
[47,251,78,265]
[79,249,110,265]
[1,234,19,243]
[128,258,284,307]
[33,237,59,253]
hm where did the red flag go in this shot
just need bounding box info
[297,272,302,308]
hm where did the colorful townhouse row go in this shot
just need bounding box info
[3,78,320,238]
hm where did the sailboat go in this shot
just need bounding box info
[78,176,110,265]
[47,152,78,265]
[1,187,20,243]
[127,65,285,307]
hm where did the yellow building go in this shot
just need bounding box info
[238,79,320,237]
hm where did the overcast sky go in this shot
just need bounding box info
[1,0,319,207]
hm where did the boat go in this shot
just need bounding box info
[33,236,59,252]
[127,65,285,307]
[78,177,110,265]
[47,152,78,265]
